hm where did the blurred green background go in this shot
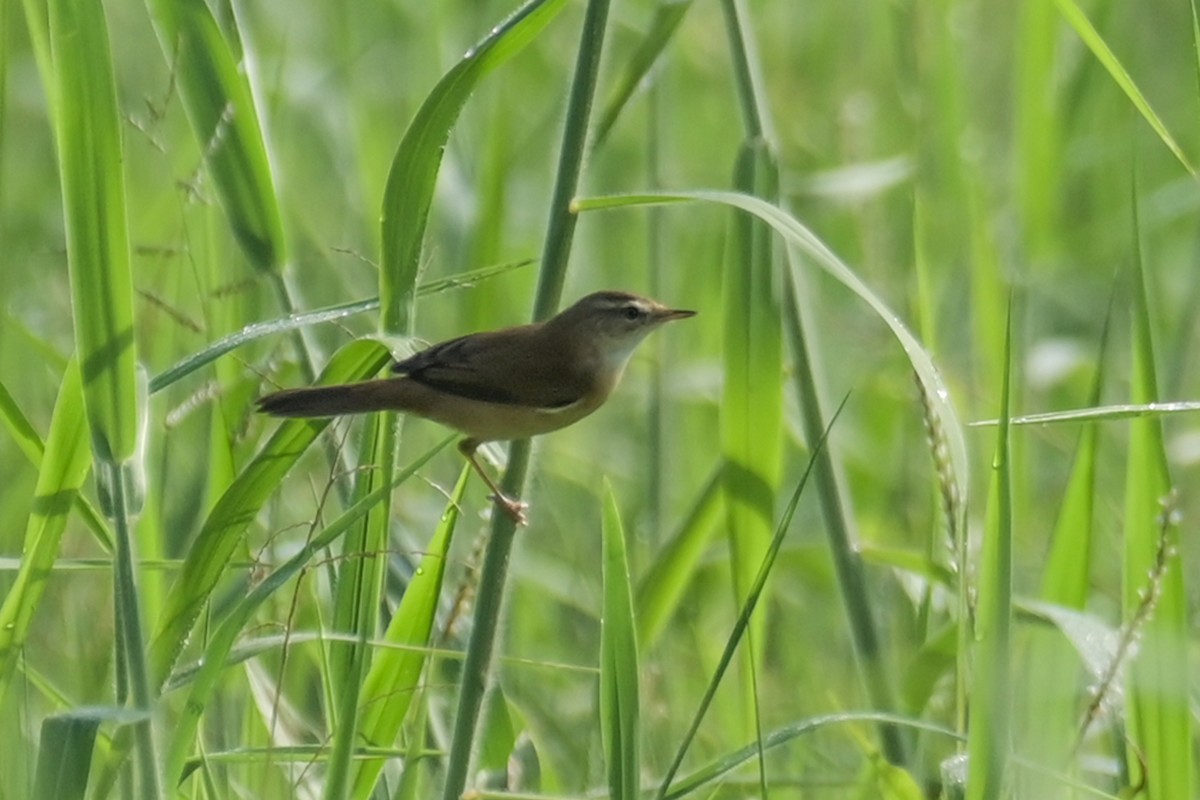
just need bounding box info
[1,0,1197,797]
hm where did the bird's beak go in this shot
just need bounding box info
[656,307,697,322]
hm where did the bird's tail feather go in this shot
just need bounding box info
[256,379,406,418]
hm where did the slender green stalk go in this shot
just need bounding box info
[440,0,612,796]
[107,461,161,799]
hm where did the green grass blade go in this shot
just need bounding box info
[162,436,452,788]
[974,400,1200,427]
[149,339,392,688]
[665,713,958,799]
[32,711,102,800]
[600,482,640,800]
[378,0,567,333]
[323,412,394,800]
[635,465,723,648]
[592,0,694,149]
[145,0,287,272]
[965,297,1014,800]
[0,379,45,464]
[657,397,844,798]
[1016,305,1109,795]
[1053,0,1194,175]
[0,360,90,702]
[0,377,111,551]
[1123,193,1191,800]
[49,0,138,467]
[348,467,466,800]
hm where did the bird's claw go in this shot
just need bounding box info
[489,493,529,526]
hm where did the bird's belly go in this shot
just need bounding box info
[420,391,605,442]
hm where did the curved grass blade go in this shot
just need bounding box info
[149,339,392,687]
[574,190,969,527]
[347,467,466,800]
[576,190,969,522]
[600,482,640,800]
[145,0,286,272]
[162,436,452,788]
[378,0,568,333]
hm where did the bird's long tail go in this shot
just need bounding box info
[256,379,409,418]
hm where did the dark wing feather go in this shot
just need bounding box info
[392,325,592,409]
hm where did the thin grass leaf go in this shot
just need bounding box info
[149,339,392,688]
[0,377,111,551]
[378,0,567,333]
[49,0,138,468]
[348,467,466,800]
[635,464,723,648]
[656,396,845,798]
[600,482,640,800]
[0,380,44,464]
[965,297,1015,800]
[973,400,1200,427]
[592,0,693,149]
[1053,0,1194,174]
[0,360,90,702]
[324,411,395,800]
[1122,192,1190,800]
[161,437,452,787]
[721,140,782,745]
[145,0,286,272]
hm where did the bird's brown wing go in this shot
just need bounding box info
[392,326,592,409]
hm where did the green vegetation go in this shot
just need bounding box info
[1,0,1195,797]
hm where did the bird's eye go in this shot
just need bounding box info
[623,305,642,321]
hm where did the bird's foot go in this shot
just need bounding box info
[489,493,529,526]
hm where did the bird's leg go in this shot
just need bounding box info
[458,438,528,526]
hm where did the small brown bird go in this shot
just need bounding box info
[257,290,695,523]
